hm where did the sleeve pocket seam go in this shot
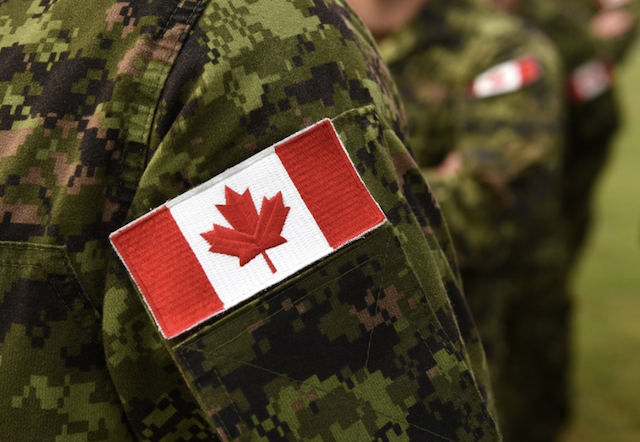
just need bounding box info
[178,229,462,441]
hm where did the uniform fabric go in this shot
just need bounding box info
[0,0,501,440]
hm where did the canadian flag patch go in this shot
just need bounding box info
[567,59,614,103]
[468,55,542,99]
[110,120,386,339]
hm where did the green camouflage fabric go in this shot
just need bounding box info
[0,0,502,440]
[378,0,568,441]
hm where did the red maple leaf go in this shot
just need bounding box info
[201,186,290,273]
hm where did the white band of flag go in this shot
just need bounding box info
[110,120,386,339]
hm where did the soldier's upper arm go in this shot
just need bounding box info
[423,27,565,270]
[457,31,565,184]
[103,0,502,440]
[0,0,501,440]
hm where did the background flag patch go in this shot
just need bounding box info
[468,55,542,98]
[567,59,614,103]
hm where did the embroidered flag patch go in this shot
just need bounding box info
[110,119,386,339]
[468,55,542,99]
[567,59,614,103]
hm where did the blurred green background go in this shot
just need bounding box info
[562,44,640,442]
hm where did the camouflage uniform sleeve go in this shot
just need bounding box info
[422,29,565,272]
[103,0,502,441]
[0,0,500,439]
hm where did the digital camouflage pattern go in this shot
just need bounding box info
[378,1,568,441]
[0,0,501,440]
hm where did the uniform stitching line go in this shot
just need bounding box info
[47,275,77,315]
[0,263,90,327]
[182,354,235,441]
[361,232,392,411]
[60,252,95,310]
[183,253,381,355]
[0,263,48,269]
[142,0,204,140]
[118,0,201,206]
[408,297,487,438]
[0,262,75,315]
[0,243,67,252]
[0,251,99,312]
[201,353,455,441]
[212,366,243,441]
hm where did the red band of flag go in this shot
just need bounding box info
[111,206,224,338]
[275,120,383,249]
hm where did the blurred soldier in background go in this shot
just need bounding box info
[483,0,638,440]
[347,0,568,440]
[0,0,504,440]
[506,0,636,267]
